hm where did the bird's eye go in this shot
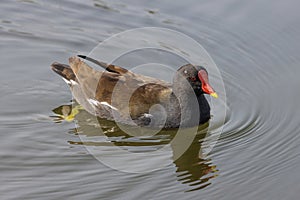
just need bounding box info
[190,77,197,81]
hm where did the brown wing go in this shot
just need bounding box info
[129,83,172,118]
[68,56,172,119]
[77,54,131,75]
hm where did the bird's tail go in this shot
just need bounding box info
[51,62,76,82]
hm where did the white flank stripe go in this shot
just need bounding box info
[100,101,118,111]
[143,113,153,118]
[88,99,100,106]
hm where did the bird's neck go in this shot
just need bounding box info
[167,91,210,127]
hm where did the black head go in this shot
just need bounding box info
[175,64,218,98]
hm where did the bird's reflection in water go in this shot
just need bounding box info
[52,103,218,191]
[173,133,218,192]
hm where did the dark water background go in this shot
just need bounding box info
[1,0,300,199]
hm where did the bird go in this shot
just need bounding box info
[51,55,218,128]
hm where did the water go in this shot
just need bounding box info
[1,0,300,199]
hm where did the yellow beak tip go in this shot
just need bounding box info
[210,92,218,98]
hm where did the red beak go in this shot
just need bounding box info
[198,70,218,98]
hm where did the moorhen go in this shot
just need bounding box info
[51,56,218,128]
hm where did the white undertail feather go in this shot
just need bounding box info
[62,78,71,85]
[70,80,78,86]
[62,78,78,86]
